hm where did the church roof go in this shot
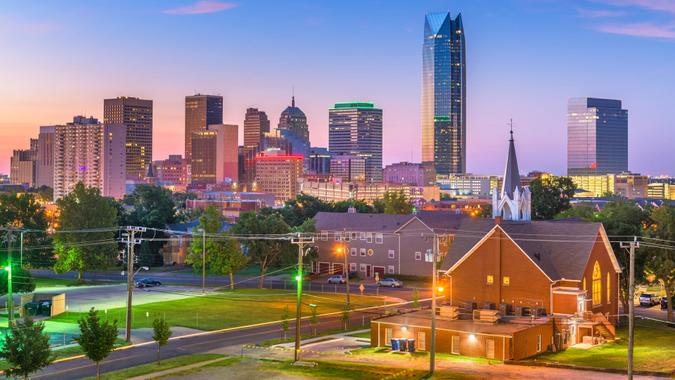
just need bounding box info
[501,129,521,199]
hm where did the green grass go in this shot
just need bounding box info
[345,330,371,339]
[49,288,384,331]
[262,360,427,380]
[349,347,500,365]
[260,326,369,346]
[535,319,675,373]
[0,339,128,371]
[82,354,228,380]
[33,277,121,288]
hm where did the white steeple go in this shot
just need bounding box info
[492,125,531,221]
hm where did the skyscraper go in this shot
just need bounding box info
[36,126,55,188]
[421,12,466,176]
[243,108,270,148]
[254,151,303,205]
[567,98,628,175]
[329,102,383,182]
[278,96,309,143]
[10,148,35,187]
[185,94,223,162]
[191,124,238,185]
[103,97,153,181]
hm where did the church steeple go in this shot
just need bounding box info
[493,121,531,221]
[501,120,521,199]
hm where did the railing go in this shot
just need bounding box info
[591,312,615,337]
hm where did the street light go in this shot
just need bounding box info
[0,265,12,327]
[335,235,350,308]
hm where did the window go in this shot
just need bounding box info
[583,278,586,291]
[388,265,395,274]
[360,232,366,240]
[606,272,611,305]
[417,332,426,351]
[385,328,393,345]
[486,275,494,285]
[321,232,328,241]
[592,261,601,305]
[366,233,373,243]
[424,250,433,262]
[349,263,357,272]
[334,232,340,241]
[359,263,366,273]
[360,248,366,257]
[350,232,358,240]
[503,276,510,286]
[350,248,357,257]
[415,251,422,261]
[536,335,542,352]
[451,336,460,354]
[388,249,395,259]
[375,233,383,244]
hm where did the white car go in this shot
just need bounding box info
[327,275,346,284]
[377,278,403,288]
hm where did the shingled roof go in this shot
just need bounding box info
[314,212,412,232]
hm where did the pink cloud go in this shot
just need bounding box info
[595,22,675,39]
[164,1,236,15]
[591,0,675,14]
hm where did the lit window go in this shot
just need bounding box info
[350,248,357,257]
[375,233,384,244]
[388,249,395,259]
[360,248,366,257]
[606,272,611,305]
[486,275,494,285]
[415,251,422,261]
[536,335,542,352]
[592,261,601,306]
[503,276,510,286]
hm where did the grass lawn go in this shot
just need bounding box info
[82,354,229,380]
[262,359,427,380]
[0,339,128,371]
[345,330,371,339]
[535,319,675,373]
[32,276,123,288]
[350,347,501,365]
[49,288,384,331]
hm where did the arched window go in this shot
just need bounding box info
[583,278,586,291]
[606,272,611,304]
[592,261,601,305]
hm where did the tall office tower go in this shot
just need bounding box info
[254,150,303,205]
[191,124,239,185]
[243,108,270,148]
[421,12,466,176]
[328,102,383,182]
[53,116,126,199]
[185,94,223,162]
[567,98,628,175]
[103,97,153,181]
[36,126,55,188]
[278,96,309,143]
[10,149,35,187]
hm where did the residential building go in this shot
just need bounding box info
[278,96,309,143]
[567,98,628,175]
[330,155,366,182]
[185,94,223,162]
[53,116,126,199]
[103,96,153,181]
[153,155,189,189]
[190,124,238,185]
[308,147,331,176]
[10,148,35,187]
[254,151,303,205]
[421,12,466,176]
[36,126,55,188]
[243,108,270,148]
[492,130,531,221]
[329,102,382,182]
[383,162,435,186]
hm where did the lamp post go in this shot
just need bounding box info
[336,235,350,308]
[196,228,206,293]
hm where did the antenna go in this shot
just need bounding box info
[292,85,295,107]
[508,118,514,141]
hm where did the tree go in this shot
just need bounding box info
[555,204,598,221]
[0,193,53,269]
[479,204,493,218]
[0,316,53,379]
[333,199,376,214]
[53,183,118,281]
[1,266,36,294]
[152,318,172,365]
[208,237,248,290]
[75,308,118,380]
[381,191,414,215]
[643,205,675,321]
[280,194,333,227]
[281,305,290,340]
[530,176,576,220]
[231,212,291,288]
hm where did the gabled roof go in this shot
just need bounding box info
[314,212,411,232]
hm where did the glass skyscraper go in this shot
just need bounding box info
[329,102,382,183]
[421,12,466,175]
[567,98,628,175]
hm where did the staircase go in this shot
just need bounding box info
[592,313,616,340]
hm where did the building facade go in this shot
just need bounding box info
[301,180,439,205]
[330,155,366,182]
[10,148,35,187]
[153,155,189,189]
[185,94,223,162]
[421,12,466,176]
[308,147,331,176]
[383,162,435,186]
[278,96,309,143]
[328,102,382,182]
[567,98,628,175]
[254,151,303,205]
[190,124,238,185]
[103,96,153,181]
[243,108,270,148]
[36,126,55,188]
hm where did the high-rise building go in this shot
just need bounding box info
[243,108,270,148]
[278,96,309,143]
[308,147,331,176]
[190,124,239,185]
[36,126,55,188]
[254,150,303,205]
[328,102,383,182]
[185,94,223,162]
[421,12,466,176]
[103,97,153,181]
[567,98,628,175]
[10,148,35,187]
[53,116,126,199]
[330,155,366,182]
[153,155,189,188]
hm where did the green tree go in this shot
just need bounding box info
[1,266,36,294]
[555,204,598,220]
[0,193,53,269]
[280,194,333,227]
[186,206,229,278]
[0,316,53,380]
[281,305,290,340]
[643,205,675,321]
[381,190,414,215]
[76,308,118,380]
[35,186,54,202]
[333,200,376,213]
[209,238,248,290]
[479,204,493,218]
[530,176,576,220]
[53,183,118,282]
[152,318,172,365]
[231,212,291,288]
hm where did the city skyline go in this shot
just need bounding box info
[1,0,674,176]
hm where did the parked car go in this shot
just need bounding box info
[661,296,674,310]
[377,278,403,288]
[135,278,162,288]
[639,293,660,307]
[327,275,346,284]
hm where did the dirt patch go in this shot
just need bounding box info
[159,358,313,380]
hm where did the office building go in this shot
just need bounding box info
[330,155,366,182]
[301,180,439,205]
[308,147,331,176]
[185,94,223,162]
[54,116,126,199]
[103,97,153,181]
[383,162,436,186]
[10,148,35,187]
[254,151,303,205]
[278,96,309,143]
[615,172,648,199]
[191,124,239,185]
[421,12,466,175]
[153,155,189,189]
[36,126,55,188]
[328,102,382,182]
[567,98,628,175]
[243,108,270,148]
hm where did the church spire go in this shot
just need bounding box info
[292,86,295,107]
[501,122,521,199]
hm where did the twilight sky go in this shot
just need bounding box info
[1,0,674,176]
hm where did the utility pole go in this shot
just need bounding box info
[201,228,206,293]
[19,231,23,269]
[120,226,145,343]
[429,233,438,375]
[342,230,350,308]
[5,229,14,327]
[620,236,639,380]
[290,233,314,363]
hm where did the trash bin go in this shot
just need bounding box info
[390,338,400,351]
[399,338,408,352]
[407,338,415,353]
